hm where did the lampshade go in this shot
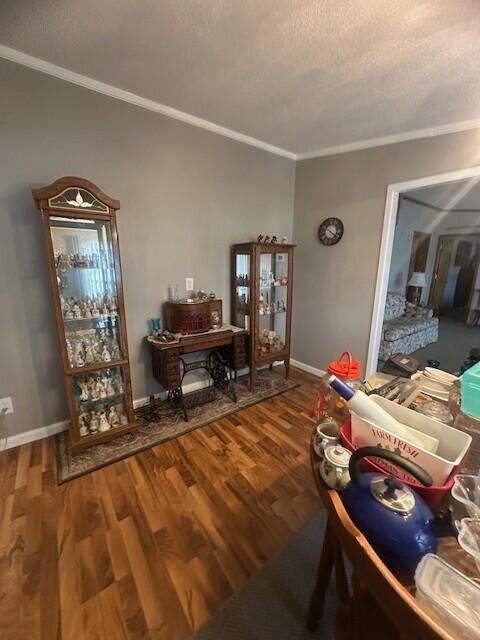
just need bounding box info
[408,271,427,287]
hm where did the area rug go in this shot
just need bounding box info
[55,369,298,484]
[193,510,336,640]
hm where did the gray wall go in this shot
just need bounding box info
[292,129,480,374]
[0,59,295,437]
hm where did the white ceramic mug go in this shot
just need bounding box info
[313,422,340,458]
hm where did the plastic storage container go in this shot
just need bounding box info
[460,361,480,419]
[350,395,472,486]
[340,421,460,509]
[327,351,362,389]
[415,554,480,640]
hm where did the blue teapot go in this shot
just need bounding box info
[342,446,437,573]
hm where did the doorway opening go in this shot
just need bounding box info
[367,167,480,376]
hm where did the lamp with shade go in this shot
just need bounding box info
[408,271,427,304]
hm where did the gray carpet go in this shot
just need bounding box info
[193,510,336,640]
[411,315,480,374]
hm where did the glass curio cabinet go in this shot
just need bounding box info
[231,242,295,390]
[33,177,137,453]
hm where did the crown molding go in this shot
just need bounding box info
[3,44,480,163]
[401,194,480,214]
[296,119,480,161]
[0,44,296,161]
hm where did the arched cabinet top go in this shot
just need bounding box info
[32,176,120,212]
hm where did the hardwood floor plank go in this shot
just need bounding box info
[0,368,320,639]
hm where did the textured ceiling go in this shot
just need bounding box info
[1,0,480,155]
[408,178,480,211]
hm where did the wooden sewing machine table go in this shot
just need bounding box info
[148,325,248,420]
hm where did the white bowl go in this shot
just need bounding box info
[421,385,450,402]
[424,367,457,385]
[421,374,452,393]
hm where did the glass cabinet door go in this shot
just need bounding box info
[256,249,289,358]
[48,215,123,370]
[72,365,130,438]
[233,252,251,330]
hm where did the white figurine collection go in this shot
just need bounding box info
[66,327,121,369]
[259,329,285,354]
[258,293,286,316]
[61,294,118,321]
[55,249,111,271]
[76,369,128,437]
[260,269,288,289]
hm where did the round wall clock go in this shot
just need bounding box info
[318,217,344,246]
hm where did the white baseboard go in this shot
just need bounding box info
[290,359,326,379]
[2,369,253,450]
[2,419,69,451]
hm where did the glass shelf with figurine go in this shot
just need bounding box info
[72,366,129,437]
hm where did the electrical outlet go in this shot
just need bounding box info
[185,277,194,291]
[0,397,13,415]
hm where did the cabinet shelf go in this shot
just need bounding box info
[63,314,119,323]
[76,391,124,407]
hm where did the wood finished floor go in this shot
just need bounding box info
[0,368,321,640]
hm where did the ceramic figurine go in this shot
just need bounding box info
[105,378,115,397]
[208,291,216,300]
[66,339,74,365]
[89,379,99,400]
[109,297,118,314]
[73,304,82,319]
[75,345,85,368]
[257,234,264,242]
[99,380,107,399]
[108,406,120,427]
[98,411,110,432]
[281,236,288,243]
[79,380,89,402]
[101,345,112,362]
[102,304,109,315]
[84,307,92,319]
[263,235,270,243]
[271,235,277,243]
[65,309,74,320]
[84,343,95,364]
[92,303,100,318]
[119,411,128,425]
[79,412,90,437]
[111,338,121,360]
[89,411,99,433]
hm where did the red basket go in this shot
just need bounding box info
[339,420,464,510]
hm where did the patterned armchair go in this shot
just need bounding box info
[379,293,439,361]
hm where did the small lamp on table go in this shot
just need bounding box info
[408,271,427,305]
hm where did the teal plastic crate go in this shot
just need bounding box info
[460,361,480,419]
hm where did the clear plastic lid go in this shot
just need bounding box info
[415,554,480,639]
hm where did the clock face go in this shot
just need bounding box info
[318,217,344,246]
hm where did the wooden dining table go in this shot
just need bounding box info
[308,436,479,640]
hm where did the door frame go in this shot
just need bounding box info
[366,166,480,376]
